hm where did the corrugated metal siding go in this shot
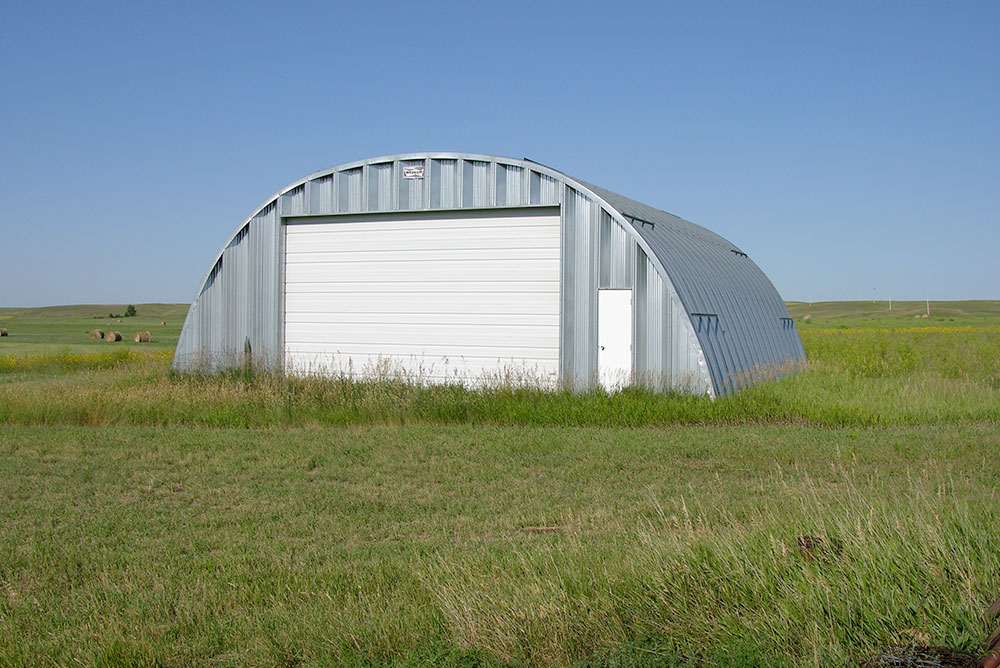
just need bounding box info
[540,174,560,205]
[174,203,279,371]
[250,204,281,365]
[634,250,711,392]
[175,153,798,397]
[369,162,394,212]
[464,160,492,207]
[279,185,305,216]
[496,164,524,207]
[307,175,334,214]
[399,159,426,210]
[433,159,458,209]
[598,210,635,290]
[559,187,600,389]
[339,168,363,212]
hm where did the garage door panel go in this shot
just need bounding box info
[285,323,559,348]
[284,361,556,385]
[283,349,558,371]
[286,258,559,284]
[290,213,557,234]
[286,247,560,265]
[284,292,559,315]
[284,210,561,385]
[285,226,560,253]
[284,281,560,295]
[284,311,558,327]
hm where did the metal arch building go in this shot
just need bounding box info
[174,153,805,397]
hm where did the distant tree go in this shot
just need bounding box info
[125,305,137,317]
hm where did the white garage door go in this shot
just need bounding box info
[283,208,561,386]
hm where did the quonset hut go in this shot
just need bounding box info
[174,153,805,397]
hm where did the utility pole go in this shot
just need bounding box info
[889,292,892,311]
[872,288,876,303]
[926,290,930,317]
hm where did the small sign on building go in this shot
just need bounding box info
[403,166,425,179]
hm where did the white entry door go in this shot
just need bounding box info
[283,209,561,386]
[598,289,632,391]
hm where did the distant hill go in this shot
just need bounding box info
[0,304,190,355]
[785,300,1000,328]
[0,303,189,322]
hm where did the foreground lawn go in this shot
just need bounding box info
[2,424,998,667]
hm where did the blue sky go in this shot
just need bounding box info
[1,1,997,307]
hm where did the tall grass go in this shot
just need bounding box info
[421,467,997,666]
[802,326,1000,385]
[0,348,171,374]
[0,329,997,427]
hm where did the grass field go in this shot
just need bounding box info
[0,303,185,358]
[1,301,998,667]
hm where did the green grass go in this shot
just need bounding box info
[1,300,999,667]
[1,424,997,667]
[0,361,998,427]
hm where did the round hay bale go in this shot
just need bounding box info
[103,331,122,342]
[0,328,7,337]
[922,313,929,318]
[89,329,105,339]
[914,314,922,319]
[160,321,166,326]
[802,314,812,322]
[134,331,151,343]
[116,319,123,323]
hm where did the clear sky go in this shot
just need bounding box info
[1,1,997,307]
